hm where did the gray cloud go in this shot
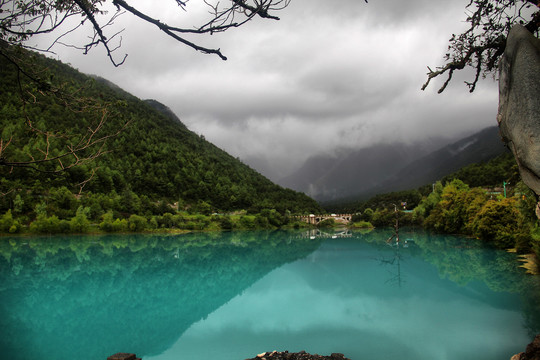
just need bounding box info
[35,0,499,180]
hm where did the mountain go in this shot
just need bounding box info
[280,137,456,202]
[368,126,508,196]
[144,99,188,130]
[0,47,321,215]
[281,126,507,203]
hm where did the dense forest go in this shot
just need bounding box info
[0,46,322,233]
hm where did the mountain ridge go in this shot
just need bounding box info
[280,126,507,203]
[368,126,507,197]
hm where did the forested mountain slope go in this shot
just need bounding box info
[0,48,321,216]
[363,126,508,197]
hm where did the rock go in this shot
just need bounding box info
[245,351,351,360]
[497,24,540,213]
[511,335,540,359]
[107,353,140,360]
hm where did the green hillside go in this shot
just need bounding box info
[0,46,321,229]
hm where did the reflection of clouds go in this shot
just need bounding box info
[148,242,528,360]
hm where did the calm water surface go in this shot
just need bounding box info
[0,229,539,360]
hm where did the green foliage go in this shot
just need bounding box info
[238,215,256,229]
[351,208,374,223]
[70,206,91,233]
[0,45,323,233]
[30,214,70,234]
[317,218,336,228]
[441,152,518,188]
[531,226,540,259]
[99,211,117,232]
[13,195,23,214]
[350,189,423,214]
[0,210,21,233]
[349,220,374,229]
[219,216,233,230]
[128,214,148,232]
[424,179,471,233]
[415,179,538,251]
[470,198,521,248]
[363,208,374,222]
[413,182,443,221]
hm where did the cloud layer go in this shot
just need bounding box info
[35,0,500,180]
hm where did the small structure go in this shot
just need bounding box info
[296,214,354,225]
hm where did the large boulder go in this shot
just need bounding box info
[497,24,540,208]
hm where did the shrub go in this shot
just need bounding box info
[318,218,335,228]
[30,214,69,234]
[351,221,374,229]
[70,206,91,233]
[128,214,148,232]
[219,216,233,230]
[99,211,116,232]
[112,218,129,232]
[0,210,21,233]
[239,215,256,229]
[471,198,520,248]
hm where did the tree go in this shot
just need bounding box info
[422,0,539,93]
[0,0,290,178]
[0,0,291,64]
[0,43,129,176]
[471,198,521,248]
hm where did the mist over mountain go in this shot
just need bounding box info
[280,126,506,202]
[367,126,507,197]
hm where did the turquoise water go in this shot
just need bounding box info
[0,229,539,360]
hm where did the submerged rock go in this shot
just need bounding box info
[245,351,350,360]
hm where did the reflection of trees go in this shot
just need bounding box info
[378,242,405,288]
[413,231,540,335]
[350,228,540,336]
[0,231,321,360]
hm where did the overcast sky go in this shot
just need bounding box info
[35,0,500,180]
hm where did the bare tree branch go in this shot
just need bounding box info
[423,0,539,93]
[1,0,291,63]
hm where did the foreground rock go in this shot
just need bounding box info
[246,351,350,360]
[107,354,141,360]
[511,335,540,360]
[497,24,540,217]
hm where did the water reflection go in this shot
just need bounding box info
[0,232,321,360]
[0,230,539,360]
[295,228,353,240]
[148,230,540,360]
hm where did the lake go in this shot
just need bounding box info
[0,229,539,360]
